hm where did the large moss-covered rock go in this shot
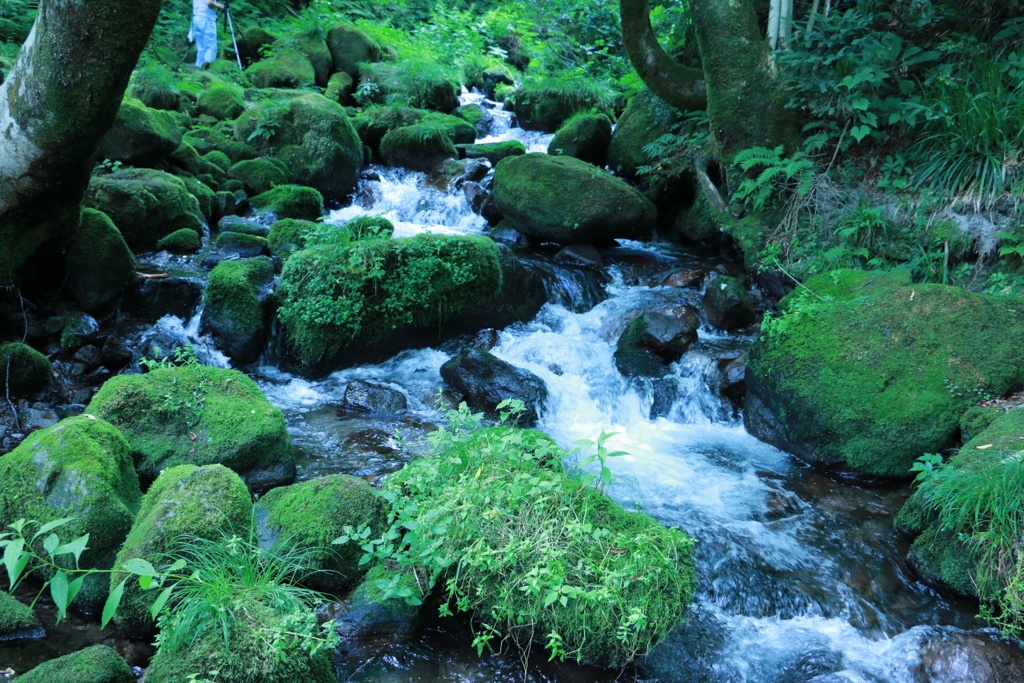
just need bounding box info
[0,342,51,398]
[98,98,182,167]
[197,84,245,120]
[254,475,385,594]
[202,257,274,364]
[0,592,41,641]
[86,365,295,491]
[16,645,132,683]
[110,464,252,632]
[745,270,1024,477]
[0,417,141,609]
[66,209,136,314]
[380,124,458,172]
[607,89,676,179]
[251,184,323,221]
[358,61,459,112]
[325,70,355,104]
[268,218,319,260]
[277,234,502,372]
[185,126,258,164]
[228,157,291,196]
[512,79,611,132]
[327,23,381,77]
[156,227,201,254]
[493,153,657,244]
[144,600,334,683]
[548,112,613,166]
[85,169,203,251]
[235,93,363,201]
[245,49,316,89]
[274,32,332,86]
[458,140,527,165]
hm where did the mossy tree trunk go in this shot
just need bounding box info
[621,0,794,162]
[0,0,163,282]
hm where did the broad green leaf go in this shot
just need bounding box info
[4,538,25,586]
[54,534,90,564]
[31,517,74,541]
[43,533,59,556]
[68,576,86,606]
[50,571,69,621]
[122,557,159,577]
[102,578,126,628]
[150,586,174,619]
[851,97,870,111]
[138,575,153,590]
[850,126,871,143]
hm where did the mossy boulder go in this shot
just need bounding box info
[129,65,181,111]
[614,309,699,378]
[458,140,527,165]
[325,70,354,104]
[16,645,132,683]
[228,157,291,196]
[275,32,332,86]
[254,475,386,594]
[493,153,657,245]
[156,227,201,254]
[251,184,323,221]
[0,592,42,641]
[167,141,202,175]
[454,103,488,133]
[235,93,363,202]
[351,105,426,151]
[380,124,458,172]
[144,599,334,683]
[174,174,217,221]
[512,80,610,132]
[197,84,246,120]
[427,112,477,144]
[203,257,274,364]
[98,98,183,167]
[358,61,460,112]
[745,270,1024,477]
[0,342,51,398]
[702,275,755,330]
[184,126,258,164]
[277,234,502,371]
[110,464,252,632]
[607,89,676,179]
[86,365,295,491]
[0,417,141,609]
[268,218,319,260]
[85,169,203,251]
[327,23,381,77]
[548,112,613,166]
[237,26,278,65]
[65,209,135,314]
[245,49,316,89]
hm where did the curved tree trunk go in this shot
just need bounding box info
[0,0,163,282]
[620,0,706,112]
[621,0,794,162]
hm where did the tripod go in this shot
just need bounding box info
[176,2,246,70]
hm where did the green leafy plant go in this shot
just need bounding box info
[733,146,816,212]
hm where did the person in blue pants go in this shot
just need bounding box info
[191,0,225,67]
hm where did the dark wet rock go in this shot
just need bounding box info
[470,328,500,351]
[73,344,103,367]
[663,269,707,289]
[440,348,548,425]
[424,158,490,191]
[914,627,1024,683]
[341,380,408,414]
[125,276,203,322]
[101,334,135,371]
[329,564,422,642]
[554,244,603,268]
[720,353,747,402]
[0,343,51,398]
[703,274,755,330]
[614,309,699,378]
[214,231,271,258]
[463,181,489,213]
[650,378,678,419]
[0,591,43,642]
[547,113,613,166]
[61,312,100,351]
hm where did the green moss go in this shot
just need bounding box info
[215,231,270,253]
[268,218,320,260]
[234,93,362,202]
[548,112,613,166]
[0,417,141,609]
[513,75,617,132]
[157,227,201,253]
[325,70,354,104]
[86,365,293,486]
[0,342,51,397]
[454,103,486,127]
[144,599,334,683]
[110,464,252,632]
[607,89,677,178]
[228,158,291,196]
[457,140,527,165]
[379,123,458,172]
[422,112,477,144]
[960,405,1000,443]
[493,153,657,244]
[16,645,133,683]
[343,216,395,241]
[782,268,913,308]
[0,592,38,636]
[129,64,181,111]
[174,173,217,219]
[246,49,316,89]
[327,23,381,77]
[203,150,232,174]
[184,127,258,164]
[278,234,502,368]
[255,475,385,592]
[198,85,246,120]
[351,105,426,151]
[204,258,273,362]
[907,526,981,597]
[99,97,183,166]
[358,60,460,112]
[85,168,203,251]
[747,276,1024,476]
[251,184,323,221]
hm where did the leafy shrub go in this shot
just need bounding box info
[336,403,696,667]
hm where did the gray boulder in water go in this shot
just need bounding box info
[440,348,548,425]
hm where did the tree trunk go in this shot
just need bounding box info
[0,0,163,282]
[619,0,706,112]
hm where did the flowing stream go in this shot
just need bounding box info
[3,92,1013,682]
